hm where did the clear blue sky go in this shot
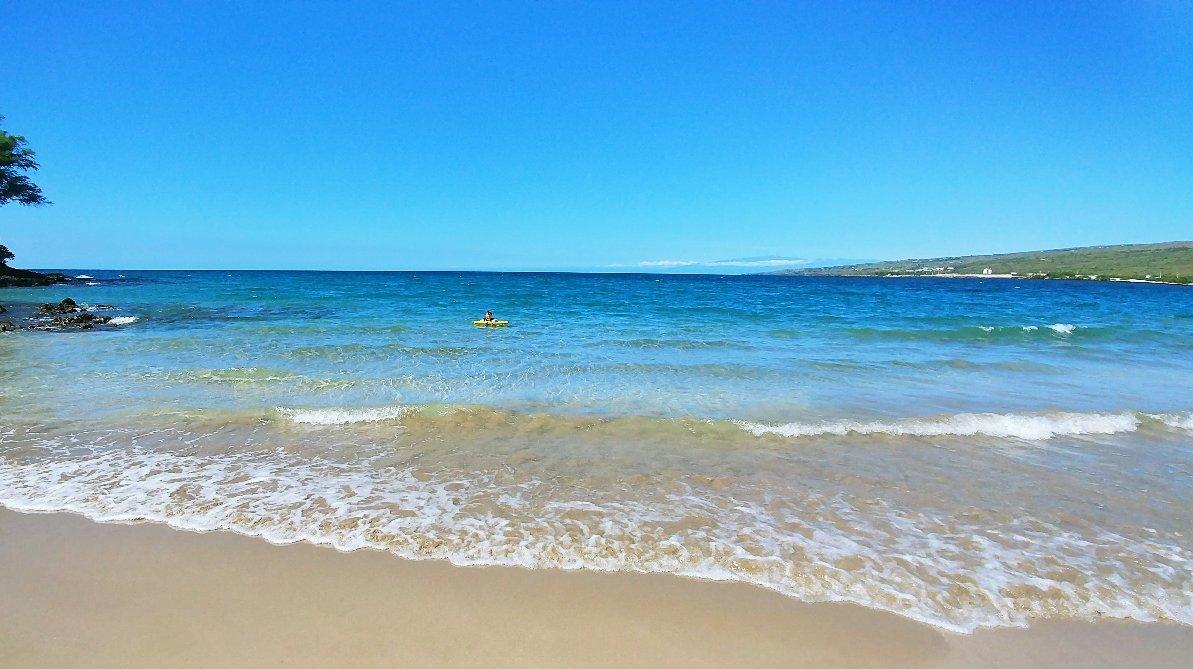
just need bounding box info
[2,1,1190,271]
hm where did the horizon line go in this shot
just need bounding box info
[28,267,799,277]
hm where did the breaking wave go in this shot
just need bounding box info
[276,406,415,425]
[1152,411,1193,433]
[265,404,1193,445]
[732,411,1140,441]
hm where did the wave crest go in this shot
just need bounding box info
[275,406,415,425]
[266,404,1191,444]
[732,411,1139,441]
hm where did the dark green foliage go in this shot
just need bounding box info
[0,115,49,206]
[0,115,58,286]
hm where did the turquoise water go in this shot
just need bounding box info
[1,271,1190,631]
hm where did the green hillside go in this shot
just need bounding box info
[779,242,1193,284]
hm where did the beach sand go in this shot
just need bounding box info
[1,509,1188,668]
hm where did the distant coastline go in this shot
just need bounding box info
[0,264,67,288]
[3,241,1190,284]
[854,273,1188,286]
[771,241,1193,285]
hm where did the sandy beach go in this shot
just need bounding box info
[1,509,1187,668]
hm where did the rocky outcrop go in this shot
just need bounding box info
[48,311,111,329]
[38,298,78,314]
[0,297,123,331]
[31,298,111,330]
[0,266,68,288]
[38,298,79,315]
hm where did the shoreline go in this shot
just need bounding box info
[1,508,1189,667]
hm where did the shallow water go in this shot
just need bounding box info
[1,271,1190,631]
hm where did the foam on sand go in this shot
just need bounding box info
[0,443,1188,634]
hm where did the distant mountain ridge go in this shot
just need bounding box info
[770,242,1193,284]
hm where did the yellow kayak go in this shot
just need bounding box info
[473,320,509,327]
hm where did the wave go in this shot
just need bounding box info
[108,316,139,326]
[172,367,304,385]
[982,323,1074,334]
[281,342,471,361]
[0,444,1187,634]
[1152,411,1193,433]
[275,406,415,425]
[607,338,755,351]
[269,404,1189,444]
[732,411,1139,441]
[846,323,1108,343]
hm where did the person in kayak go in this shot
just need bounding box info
[483,310,495,322]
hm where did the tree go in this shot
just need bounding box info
[0,244,12,265]
[0,115,49,206]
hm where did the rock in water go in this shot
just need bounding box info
[38,298,80,315]
[0,321,17,332]
[27,297,114,330]
[50,311,111,329]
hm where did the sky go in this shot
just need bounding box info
[2,1,1191,271]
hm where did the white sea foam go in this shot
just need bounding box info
[276,405,414,425]
[973,324,1075,334]
[0,445,1188,634]
[1149,412,1193,433]
[732,411,1139,441]
[108,316,139,326]
[74,274,93,279]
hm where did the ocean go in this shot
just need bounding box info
[0,271,1189,632]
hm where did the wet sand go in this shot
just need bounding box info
[0,509,1188,668]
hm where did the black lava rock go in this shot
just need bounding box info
[38,298,80,315]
